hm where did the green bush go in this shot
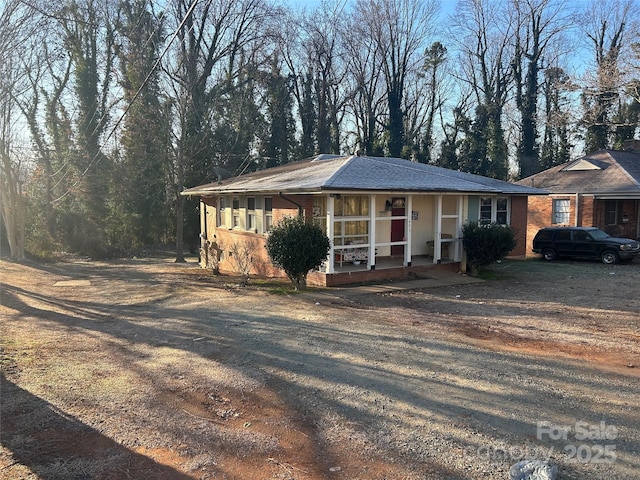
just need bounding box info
[266,215,331,290]
[461,222,516,275]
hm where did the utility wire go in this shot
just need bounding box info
[52,0,201,204]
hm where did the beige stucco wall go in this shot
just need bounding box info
[410,196,435,255]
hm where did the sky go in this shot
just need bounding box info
[286,0,458,15]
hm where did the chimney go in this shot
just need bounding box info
[623,139,640,152]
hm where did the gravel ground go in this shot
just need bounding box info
[1,256,639,479]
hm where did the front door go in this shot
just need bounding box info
[391,197,405,255]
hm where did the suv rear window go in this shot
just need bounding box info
[535,230,554,241]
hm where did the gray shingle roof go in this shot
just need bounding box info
[182,154,545,196]
[517,149,640,194]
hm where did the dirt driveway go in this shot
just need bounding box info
[1,256,639,479]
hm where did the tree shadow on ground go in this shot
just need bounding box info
[2,259,638,479]
[0,372,195,480]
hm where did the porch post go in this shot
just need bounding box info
[405,195,413,266]
[433,194,442,263]
[636,200,640,239]
[201,201,208,267]
[455,195,463,261]
[369,195,376,270]
[327,195,335,274]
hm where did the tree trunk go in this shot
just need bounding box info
[0,170,26,261]
[175,193,186,263]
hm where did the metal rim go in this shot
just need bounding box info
[542,249,556,261]
[601,251,618,264]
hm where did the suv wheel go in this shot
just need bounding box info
[542,248,556,261]
[601,250,619,264]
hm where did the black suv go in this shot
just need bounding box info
[532,227,640,264]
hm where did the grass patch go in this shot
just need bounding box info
[264,285,301,295]
[479,258,542,280]
[476,268,507,280]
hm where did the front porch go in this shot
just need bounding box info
[317,193,466,275]
[309,254,461,287]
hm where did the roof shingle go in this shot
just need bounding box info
[516,149,640,194]
[183,154,545,196]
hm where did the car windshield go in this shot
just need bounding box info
[588,229,610,240]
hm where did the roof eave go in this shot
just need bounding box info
[182,187,547,197]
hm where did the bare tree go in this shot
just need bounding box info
[540,66,574,169]
[294,1,351,155]
[580,0,640,151]
[229,238,258,286]
[512,0,573,177]
[0,0,40,260]
[354,0,438,158]
[278,9,317,157]
[629,42,640,105]
[0,84,26,260]
[343,4,386,155]
[165,0,273,262]
[450,0,514,179]
[405,41,448,163]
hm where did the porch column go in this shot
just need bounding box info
[433,194,442,263]
[455,195,463,261]
[636,200,640,239]
[201,201,208,267]
[405,195,413,266]
[369,195,376,270]
[327,195,335,274]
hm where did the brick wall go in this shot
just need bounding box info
[579,195,595,227]
[509,196,528,257]
[525,196,555,256]
[522,194,640,256]
[210,228,286,279]
[595,199,639,238]
[309,261,459,287]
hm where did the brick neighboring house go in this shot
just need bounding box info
[182,154,544,286]
[517,145,640,257]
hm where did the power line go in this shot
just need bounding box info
[52,0,201,205]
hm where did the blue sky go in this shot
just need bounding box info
[286,0,458,15]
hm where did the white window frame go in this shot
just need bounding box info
[479,196,510,225]
[552,198,570,225]
[218,197,226,227]
[264,197,273,232]
[232,197,241,229]
[247,196,256,231]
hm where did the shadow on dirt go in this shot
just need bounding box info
[0,372,194,480]
[2,258,638,479]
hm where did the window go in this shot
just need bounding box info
[334,195,369,247]
[264,197,273,231]
[573,230,590,241]
[333,220,369,247]
[334,195,369,217]
[496,198,508,225]
[605,200,621,225]
[552,199,570,224]
[479,197,509,225]
[232,197,240,228]
[218,197,226,227]
[479,198,493,224]
[247,196,256,231]
[312,196,327,233]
